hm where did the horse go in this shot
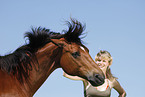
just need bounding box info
[0,19,105,97]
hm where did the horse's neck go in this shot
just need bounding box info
[27,43,61,96]
[28,61,57,96]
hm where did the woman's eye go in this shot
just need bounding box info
[72,52,80,58]
[103,60,106,62]
[98,60,101,62]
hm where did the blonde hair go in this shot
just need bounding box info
[95,50,117,80]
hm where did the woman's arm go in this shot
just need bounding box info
[63,72,84,81]
[113,79,126,97]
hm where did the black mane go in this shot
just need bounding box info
[0,19,85,83]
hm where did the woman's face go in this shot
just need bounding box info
[96,57,110,69]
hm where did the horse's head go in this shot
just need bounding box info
[57,19,105,86]
[59,39,105,86]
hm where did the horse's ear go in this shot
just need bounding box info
[81,44,89,53]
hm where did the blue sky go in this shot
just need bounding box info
[0,0,145,97]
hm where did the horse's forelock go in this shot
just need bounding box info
[63,19,86,45]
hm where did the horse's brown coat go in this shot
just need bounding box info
[0,19,105,97]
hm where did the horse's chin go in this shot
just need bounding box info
[89,80,104,86]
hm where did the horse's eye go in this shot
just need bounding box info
[72,52,80,58]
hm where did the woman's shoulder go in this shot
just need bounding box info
[108,78,117,89]
[82,80,90,88]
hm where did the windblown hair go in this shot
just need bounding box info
[95,50,117,80]
[0,19,85,83]
[63,19,85,44]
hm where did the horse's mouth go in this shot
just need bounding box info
[87,74,105,86]
[88,80,104,86]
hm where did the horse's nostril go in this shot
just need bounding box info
[95,74,105,82]
[95,74,99,78]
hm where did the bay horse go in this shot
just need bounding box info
[0,19,105,97]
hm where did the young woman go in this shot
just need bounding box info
[63,50,126,97]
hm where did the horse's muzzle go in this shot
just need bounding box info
[87,74,105,86]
